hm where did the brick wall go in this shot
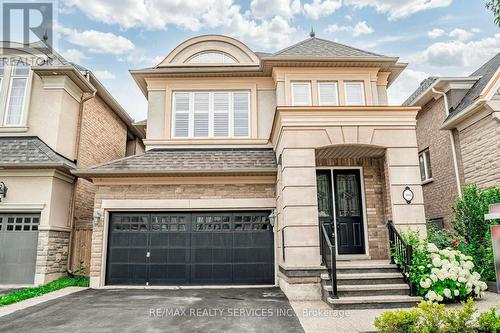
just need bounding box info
[73,95,128,229]
[316,157,389,259]
[71,95,129,273]
[458,112,500,188]
[90,183,276,278]
[416,98,459,228]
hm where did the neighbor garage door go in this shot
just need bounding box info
[106,211,274,286]
[0,214,40,284]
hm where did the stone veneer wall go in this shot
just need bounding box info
[90,183,275,280]
[315,157,390,259]
[35,230,70,284]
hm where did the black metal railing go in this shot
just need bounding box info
[387,220,416,296]
[320,222,338,299]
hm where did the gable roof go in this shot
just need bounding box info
[447,52,500,120]
[0,137,76,170]
[73,148,277,178]
[269,37,385,58]
[403,77,438,106]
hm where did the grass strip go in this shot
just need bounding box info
[0,276,89,306]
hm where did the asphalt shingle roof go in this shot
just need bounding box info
[0,137,76,168]
[85,148,277,173]
[270,37,384,58]
[447,52,500,120]
[403,77,438,106]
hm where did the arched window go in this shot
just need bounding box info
[186,51,237,64]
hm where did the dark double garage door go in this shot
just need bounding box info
[106,211,274,285]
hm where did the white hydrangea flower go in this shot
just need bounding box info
[454,289,460,297]
[444,288,452,298]
[428,243,439,253]
[432,257,442,267]
[426,290,437,301]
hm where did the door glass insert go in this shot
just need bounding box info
[316,172,332,219]
[335,174,360,217]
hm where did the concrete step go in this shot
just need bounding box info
[336,262,400,274]
[336,272,406,285]
[324,283,410,297]
[327,295,422,310]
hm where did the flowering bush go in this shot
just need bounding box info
[411,242,487,302]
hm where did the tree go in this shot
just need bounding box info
[486,0,500,27]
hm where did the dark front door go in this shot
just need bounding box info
[333,169,365,254]
[106,211,274,285]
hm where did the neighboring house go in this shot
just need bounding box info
[75,34,425,307]
[405,53,500,229]
[0,43,144,285]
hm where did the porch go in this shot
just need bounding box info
[271,106,427,301]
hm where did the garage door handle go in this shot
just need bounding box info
[146,252,150,258]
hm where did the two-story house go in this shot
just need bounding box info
[0,42,144,285]
[405,53,500,229]
[75,34,425,307]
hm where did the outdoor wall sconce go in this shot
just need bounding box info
[268,210,276,227]
[93,211,102,226]
[0,182,7,202]
[402,186,414,204]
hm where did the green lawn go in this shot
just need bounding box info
[0,276,89,306]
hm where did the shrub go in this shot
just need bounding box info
[452,184,500,282]
[392,231,487,303]
[477,307,500,333]
[375,299,490,333]
[427,222,456,249]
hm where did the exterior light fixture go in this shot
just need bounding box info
[268,210,276,227]
[0,182,7,202]
[402,186,414,204]
[93,211,102,226]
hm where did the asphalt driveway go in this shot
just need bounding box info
[0,287,304,333]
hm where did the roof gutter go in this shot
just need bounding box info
[432,87,462,198]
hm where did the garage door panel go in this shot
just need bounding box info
[106,211,274,286]
[107,264,147,285]
[0,214,39,284]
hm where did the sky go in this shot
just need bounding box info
[43,0,500,120]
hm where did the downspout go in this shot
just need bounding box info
[67,70,96,274]
[432,88,462,198]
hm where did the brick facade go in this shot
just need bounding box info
[458,113,500,188]
[315,157,390,259]
[416,98,459,228]
[90,182,276,278]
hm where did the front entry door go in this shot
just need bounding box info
[333,169,365,254]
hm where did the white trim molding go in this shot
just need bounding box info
[0,203,45,212]
[101,198,276,210]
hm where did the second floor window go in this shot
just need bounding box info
[291,82,311,106]
[419,149,433,182]
[344,82,365,106]
[4,65,30,126]
[172,91,250,138]
[318,82,339,106]
[0,63,3,91]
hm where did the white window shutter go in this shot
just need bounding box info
[318,82,338,106]
[233,92,249,137]
[345,82,365,106]
[173,92,190,137]
[291,82,311,106]
[193,92,209,137]
[213,92,229,137]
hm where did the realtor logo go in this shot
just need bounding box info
[2,1,54,50]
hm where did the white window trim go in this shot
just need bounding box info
[171,91,250,139]
[344,81,366,106]
[291,81,312,106]
[318,81,339,106]
[186,51,238,64]
[419,149,433,183]
[3,65,32,127]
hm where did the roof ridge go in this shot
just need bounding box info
[271,37,314,56]
[29,137,76,166]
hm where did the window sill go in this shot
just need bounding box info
[0,126,29,133]
[421,178,434,185]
